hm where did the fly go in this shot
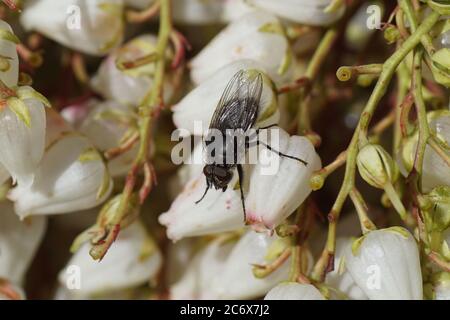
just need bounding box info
[195,69,308,221]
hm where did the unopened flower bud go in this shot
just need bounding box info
[433,272,450,300]
[428,1,450,15]
[430,48,450,88]
[357,144,398,189]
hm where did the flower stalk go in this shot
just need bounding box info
[88,0,172,260]
[311,10,440,282]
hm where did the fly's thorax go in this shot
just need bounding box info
[203,128,251,165]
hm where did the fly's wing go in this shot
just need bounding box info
[209,70,263,132]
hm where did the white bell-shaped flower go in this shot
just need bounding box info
[57,221,162,299]
[159,171,244,241]
[245,128,321,229]
[0,86,49,187]
[20,0,124,56]
[78,100,138,177]
[422,112,450,192]
[0,162,10,185]
[246,0,345,26]
[343,227,423,300]
[160,128,320,240]
[173,60,279,136]
[212,231,290,299]
[9,133,113,219]
[91,34,173,107]
[173,0,253,25]
[170,237,234,299]
[60,99,97,129]
[45,108,74,147]
[0,201,46,285]
[398,111,450,192]
[0,20,19,87]
[264,283,325,300]
[326,238,368,300]
[166,239,195,286]
[189,10,294,85]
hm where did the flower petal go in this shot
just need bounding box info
[264,283,325,300]
[9,134,113,218]
[245,128,321,229]
[0,20,19,87]
[213,231,290,299]
[344,228,423,300]
[0,201,46,285]
[0,93,46,186]
[247,0,345,26]
[189,10,295,85]
[20,0,124,56]
[57,221,161,298]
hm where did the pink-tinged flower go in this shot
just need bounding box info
[159,171,244,242]
[264,283,325,300]
[245,128,321,229]
[189,10,295,86]
[0,201,46,285]
[343,227,423,300]
[0,281,26,300]
[57,221,162,299]
[20,0,124,56]
[160,127,320,240]
[9,133,112,219]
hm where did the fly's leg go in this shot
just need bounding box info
[251,127,308,166]
[258,139,308,165]
[237,164,247,222]
[257,124,278,130]
[195,178,210,204]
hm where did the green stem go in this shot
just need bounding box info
[349,188,377,234]
[336,64,383,82]
[384,181,407,222]
[310,11,440,282]
[394,60,410,154]
[298,28,339,134]
[89,0,172,260]
[398,0,436,56]
[412,49,429,179]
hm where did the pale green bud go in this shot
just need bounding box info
[357,144,399,189]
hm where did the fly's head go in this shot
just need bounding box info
[203,164,233,191]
